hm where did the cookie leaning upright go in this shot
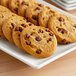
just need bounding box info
[12,22,34,51]
[0,5,15,38]
[25,4,47,26]
[2,15,27,43]
[18,4,28,17]
[38,7,56,27]
[48,13,76,44]
[20,25,57,58]
[18,0,37,17]
[9,0,25,14]
[0,0,9,7]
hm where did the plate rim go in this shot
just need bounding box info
[0,45,76,69]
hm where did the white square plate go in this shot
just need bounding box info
[51,0,76,10]
[56,0,76,7]
[62,0,76,4]
[0,0,76,69]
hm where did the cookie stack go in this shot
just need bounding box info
[0,0,76,58]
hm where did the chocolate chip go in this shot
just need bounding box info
[61,30,67,34]
[38,29,43,33]
[21,1,25,5]
[26,34,30,38]
[62,39,66,43]
[50,10,54,13]
[58,28,61,31]
[9,27,12,30]
[49,38,52,41]
[11,23,14,28]
[15,27,19,31]
[34,7,40,11]
[47,38,52,43]
[19,27,23,32]
[21,24,26,27]
[43,17,45,20]
[59,17,64,22]
[32,16,38,21]
[31,32,34,35]
[38,4,42,7]
[57,28,67,34]
[73,25,76,28]
[26,41,31,45]
[49,33,54,36]
[21,1,29,6]
[14,8,18,13]
[31,33,33,35]
[17,0,19,2]
[66,42,70,44]
[29,23,33,26]
[36,49,42,54]
[35,36,42,41]
[45,28,50,32]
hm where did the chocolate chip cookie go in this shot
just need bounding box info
[25,4,47,26]
[9,0,36,14]
[0,11,15,38]
[2,15,27,43]
[39,8,56,27]
[9,0,24,13]
[20,25,57,58]
[48,13,76,44]
[13,22,34,51]
[18,0,37,17]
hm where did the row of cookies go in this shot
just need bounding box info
[0,0,76,44]
[0,5,57,58]
[0,0,57,27]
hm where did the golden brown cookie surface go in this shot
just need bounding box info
[0,5,10,12]
[48,14,76,44]
[25,4,47,26]
[9,0,24,13]
[0,7,15,38]
[0,0,9,7]
[20,25,57,58]
[2,15,27,43]
[18,5,28,17]
[18,0,36,17]
[13,22,34,51]
[39,8,56,27]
